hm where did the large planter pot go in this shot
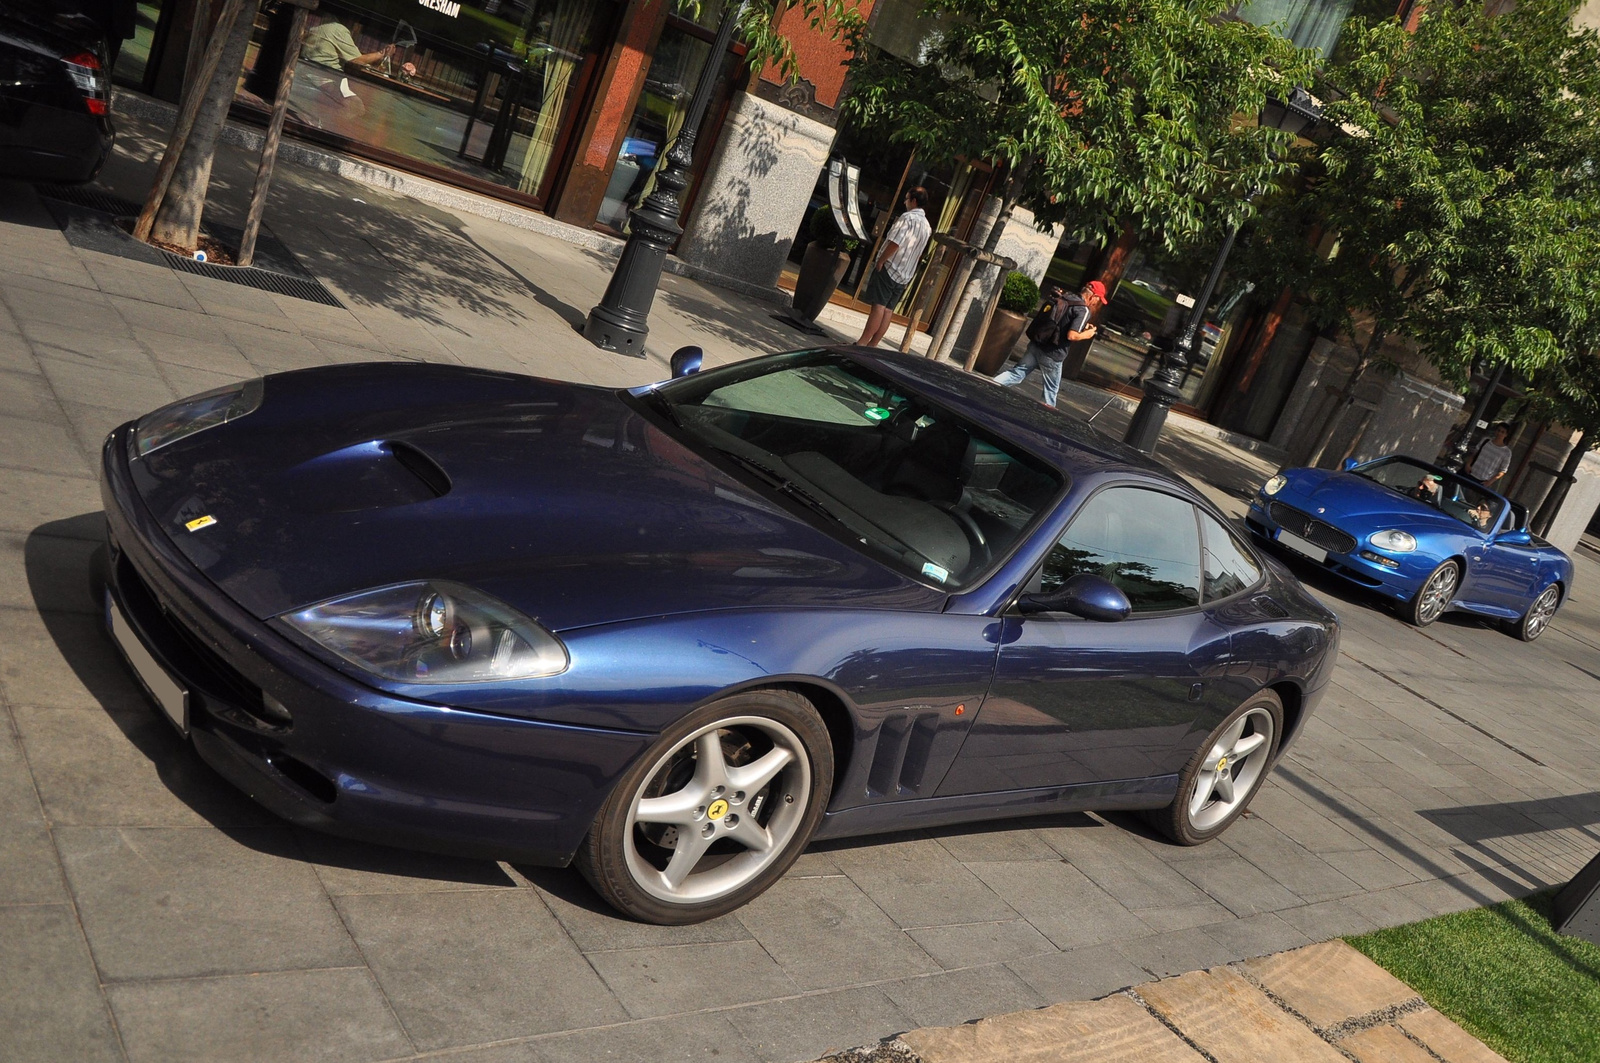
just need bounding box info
[790,241,851,322]
[973,308,1030,376]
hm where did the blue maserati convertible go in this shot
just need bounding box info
[1246,455,1571,639]
[101,347,1338,923]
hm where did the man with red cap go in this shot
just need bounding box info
[992,280,1107,407]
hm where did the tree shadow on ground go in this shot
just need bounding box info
[89,113,546,333]
[654,279,806,355]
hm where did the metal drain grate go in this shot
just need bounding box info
[35,184,142,216]
[163,252,344,306]
[33,183,344,308]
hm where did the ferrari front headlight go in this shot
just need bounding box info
[133,378,264,457]
[1369,529,1417,553]
[1262,474,1288,497]
[281,581,569,684]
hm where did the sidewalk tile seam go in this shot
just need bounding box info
[1319,998,1430,1042]
[1122,987,1224,1063]
[350,982,916,1062]
[300,821,423,1059]
[3,679,133,1063]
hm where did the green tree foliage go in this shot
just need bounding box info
[840,0,1318,256]
[1246,0,1600,451]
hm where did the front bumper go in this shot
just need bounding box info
[100,425,652,865]
[1245,498,1427,601]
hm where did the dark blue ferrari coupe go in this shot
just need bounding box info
[101,347,1338,923]
[1246,455,1572,639]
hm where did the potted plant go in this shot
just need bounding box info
[790,205,858,322]
[973,271,1040,375]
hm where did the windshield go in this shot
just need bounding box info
[649,352,1064,588]
[1354,458,1504,531]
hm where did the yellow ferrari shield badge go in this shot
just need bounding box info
[184,515,217,532]
[707,799,729,821]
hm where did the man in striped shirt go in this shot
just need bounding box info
[857,187,932,347]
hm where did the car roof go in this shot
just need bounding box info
[834,345,1188,490]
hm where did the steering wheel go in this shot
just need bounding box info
[937,501,991,567]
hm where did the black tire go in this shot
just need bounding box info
[1513,583,1561,642]
[1148,689,1284,846]
[1405,560,1460,627]
[574,689,833,924]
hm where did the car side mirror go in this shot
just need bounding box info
[1019,574,1132,621]
[1340,458,1359,471]
[1495,528,1533,546]
[670,346,703,378]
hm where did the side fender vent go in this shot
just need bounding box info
[865,710,942,798]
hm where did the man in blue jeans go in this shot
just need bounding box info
[992,280,1106,407]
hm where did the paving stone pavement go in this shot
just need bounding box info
[887,941,1508,1063]
[1,116,1598,1063]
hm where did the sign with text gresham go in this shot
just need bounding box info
[418,0,460,17]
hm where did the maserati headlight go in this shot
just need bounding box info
[133,378,264,457]
[1262,474,1288,497]
[1369,529,1417,553]
[281,581,569,684]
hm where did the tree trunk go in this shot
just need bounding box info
[1306,326,1385,468]
[150,0,259,251]
[933,158,1031,364]
[1532,430,1591,536]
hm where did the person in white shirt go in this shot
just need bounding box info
[856,187,932,348]
[1468,423,1513,487]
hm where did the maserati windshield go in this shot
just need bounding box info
[649,352,1063,588]
[1355,458,1504,531]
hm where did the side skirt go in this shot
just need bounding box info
[813,775,1180,842]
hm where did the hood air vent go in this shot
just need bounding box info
[390,441,451,498]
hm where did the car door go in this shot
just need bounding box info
[1472,518,1545,610]
[938,485,1234,796]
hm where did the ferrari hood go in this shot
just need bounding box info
[128,364,938,629]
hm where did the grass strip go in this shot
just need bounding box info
[1347,891,1600,1063]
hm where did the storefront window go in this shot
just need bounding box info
[239,0,614,201]
[112,0,165,88]
[596,3,734,232]
[1076,248,1251,408]
[1235,0,1355,56]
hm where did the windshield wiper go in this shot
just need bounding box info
[703,446,857,530]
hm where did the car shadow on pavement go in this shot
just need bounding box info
[23,512,514,886]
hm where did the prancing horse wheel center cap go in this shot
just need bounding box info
[707,799,729,821]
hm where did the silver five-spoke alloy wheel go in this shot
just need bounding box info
[1187,705,1276,833]
[1520,584,1560,641]
[623,716,811,905]
[1412,560,1459,626]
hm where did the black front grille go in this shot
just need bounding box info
[1269,502,1357,555]
[115,555,284,731]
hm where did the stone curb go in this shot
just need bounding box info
[810,940,1510,1063]
[109,90,794,307]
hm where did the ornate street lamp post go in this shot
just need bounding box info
[585,2,746,357]
[1440,363,1506,473]
[1123,87,1322,455]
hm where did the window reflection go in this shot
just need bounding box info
[111,0,163,88]
[239,0,613,200]
[1044,488,1202,612]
